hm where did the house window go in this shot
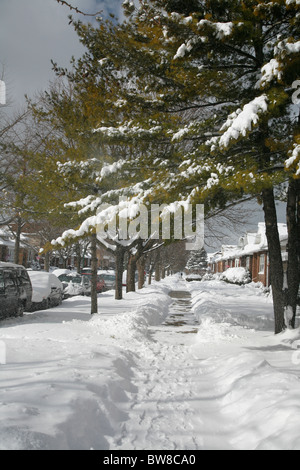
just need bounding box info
[235,259,239,267]
[8,249,14,262]
[246,257,251,270]
[259,254,265,274]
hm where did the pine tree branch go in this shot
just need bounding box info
[222,44,258,64]
[0,110,30,139]
[55,0,102,17]
[166,100,238,114]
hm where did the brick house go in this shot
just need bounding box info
[0,229,36,267]
[208,223,288,287]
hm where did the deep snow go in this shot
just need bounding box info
[0,275,299,450]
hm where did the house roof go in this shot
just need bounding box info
[209,223,288,264]
[0,229,32,250]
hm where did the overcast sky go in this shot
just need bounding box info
[0,0,122,111]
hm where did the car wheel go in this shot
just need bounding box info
[17,302,24,317]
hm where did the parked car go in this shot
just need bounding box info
[53,270,89,298]
[98,270,116,291]
[122,270,138,287]
[186,274,202,282]
[28,271,63,311]
[81,268,93,275]
[80,271,106,293]
[0,262,32,320]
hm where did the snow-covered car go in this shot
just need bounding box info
[52,269,88,298]
[28,271,63,311]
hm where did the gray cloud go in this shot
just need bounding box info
[0,0,123,111]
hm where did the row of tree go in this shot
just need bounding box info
[0,0,299,333]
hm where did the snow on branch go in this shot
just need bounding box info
[285,0,300,6]
[97,159,127,182]
[173,37,206,60]
[93,123,162,139]
[172,20,238,60]
[256,59,282,89]
[285,145,300,176]
[197,20,235,40]
[207,95,269,150]
[275,40,300,58]
[57,159,102,179]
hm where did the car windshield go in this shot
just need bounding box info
[82,276,91,285]
[82,274,103,281]
[0,271,4,290]
[102,275,115,281]
[59,275,82,284]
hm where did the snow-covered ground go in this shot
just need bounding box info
[0,275,299,450]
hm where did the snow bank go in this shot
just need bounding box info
[275,326,300,349]
[0,281,173,450]
[203,352,300,450]
[90,287,172,343]
[188,279,274,331]
[188,280,300,450]
[1,275,299,450]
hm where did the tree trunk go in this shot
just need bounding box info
[127,255,136,293]
[137,256,146,289]
[76,243,82,274]
[297,178,300,279]
[253,27,286,334]
[155,250,161,282]
[115,245,125,300]
[90,233,98,314]
[14,216,22,265]
[262,188,285,334]
[44,251,50,272]
[286,179,300,328]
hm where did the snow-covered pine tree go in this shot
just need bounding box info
[186,248,207,274]
[51,0,299,331]
[119,0,300,333]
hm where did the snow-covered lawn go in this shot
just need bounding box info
[0,276,299,450]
